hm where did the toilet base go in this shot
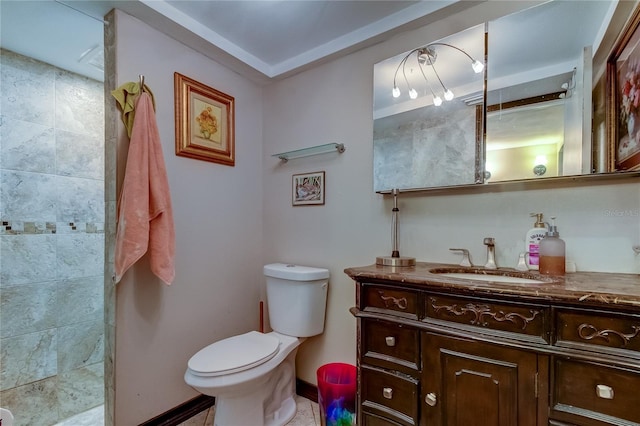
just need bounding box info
[212,347,299,426]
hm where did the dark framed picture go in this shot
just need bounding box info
[608,5,640,171]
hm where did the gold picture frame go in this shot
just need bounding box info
[174,72,235,166]
[292,171,325,206]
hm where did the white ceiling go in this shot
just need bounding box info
[0,0,462,83]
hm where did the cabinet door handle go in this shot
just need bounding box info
[596,384,614,399]
[378,292,408,310]
[385,336,396,346]
[425,392,437,407]
[383,387,393,399]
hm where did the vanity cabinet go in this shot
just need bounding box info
[423,332,540,426]
[346,264,640,426]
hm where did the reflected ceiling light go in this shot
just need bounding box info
[417,53,442,106]
[533,155,547,176]
[559,68,576,99]
[533,164,547,176]
[392,42,484,106]
[534,155,548,166]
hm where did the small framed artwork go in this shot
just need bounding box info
[292,171,325,206]
[174,72,235,166]
[608,5,640,171]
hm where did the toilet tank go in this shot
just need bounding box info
[264,263,329,337]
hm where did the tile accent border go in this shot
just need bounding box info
[0,220,104,235]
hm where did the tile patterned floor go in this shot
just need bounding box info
[53,396,321,426]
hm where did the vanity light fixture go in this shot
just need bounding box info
[533,155,548,176]
[559,67,577,99]
[533,164,547,176]
[391,42,484,106]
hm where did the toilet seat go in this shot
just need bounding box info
[188,331,280,377]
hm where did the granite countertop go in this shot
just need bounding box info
[344,262,640,309]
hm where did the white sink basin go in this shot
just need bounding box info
[436,272,546,284]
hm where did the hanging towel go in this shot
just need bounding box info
[115,91,175,285]
[111,82,156,138]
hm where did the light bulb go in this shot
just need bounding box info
[534,155,548,166]
[433,95,442,106]
[471,60,484,73]
[444,89,454,101]
[409,88,418,99]
[392,86,401,98]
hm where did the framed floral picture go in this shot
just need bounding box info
[174,72,235,166]
[292,171,325,206]
[608,5,640,171]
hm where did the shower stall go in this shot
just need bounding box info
[0,48,105,425]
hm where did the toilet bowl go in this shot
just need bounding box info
[0,408,14,426]
[184,263,329,426]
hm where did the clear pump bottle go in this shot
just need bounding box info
[539,217,566,275]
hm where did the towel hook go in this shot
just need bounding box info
[139,74,145,92]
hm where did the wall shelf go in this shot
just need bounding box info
[272,143,345,162]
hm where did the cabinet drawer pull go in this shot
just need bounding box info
[385,336,396,346]
[378,291,408,310]
[596,384,614,399]
[425,392,437,407]
[383,387,393,399]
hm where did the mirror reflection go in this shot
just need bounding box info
[373,0,622,192]
[484,0,613,182]
[373,24,485,191]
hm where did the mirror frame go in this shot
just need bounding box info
[375,171,640,195]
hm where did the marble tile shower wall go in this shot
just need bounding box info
[0,49,105,425]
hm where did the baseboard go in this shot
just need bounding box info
[296,378,318,403]
[139,380,318,425]
[138,395,215,426]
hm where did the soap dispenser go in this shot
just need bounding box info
[539,216,566,275]
[526,213,547,270]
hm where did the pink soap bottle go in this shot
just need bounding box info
[539,217,566,275]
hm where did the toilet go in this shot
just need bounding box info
[184,263,329,426]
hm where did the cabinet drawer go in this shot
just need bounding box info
[361,366,418,426]
[551,357,640,425]
[362,284,419,319]
[363,319,420,373]
[361,412,405,426]
[425,293,550,343]
[555,308,640,356]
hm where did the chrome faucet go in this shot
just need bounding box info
[449,248,473,267]
[483,237,497,269]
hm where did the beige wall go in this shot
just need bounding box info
[262,3,640,384]
[110,2,640,423]
[110,10,265,425]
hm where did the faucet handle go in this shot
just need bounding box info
[516,252,530,271]
[449,248,473,267]
[483,238,498,269]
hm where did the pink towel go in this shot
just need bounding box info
[115,92,175,285]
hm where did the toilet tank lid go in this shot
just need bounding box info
[264,263,329,281]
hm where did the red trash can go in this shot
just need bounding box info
[316,363,357,426]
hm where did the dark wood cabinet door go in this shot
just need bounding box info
[422,332,541,426]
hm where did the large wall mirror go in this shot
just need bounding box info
[373,0,640,192]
